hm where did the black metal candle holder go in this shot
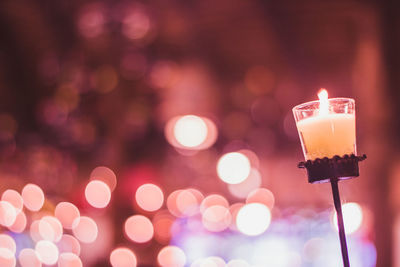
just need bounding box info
[298,154,366,267]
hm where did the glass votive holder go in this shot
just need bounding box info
[292,98,356,161]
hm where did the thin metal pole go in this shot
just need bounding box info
[330,178,350,267]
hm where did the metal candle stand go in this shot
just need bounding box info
[298,154,367,267]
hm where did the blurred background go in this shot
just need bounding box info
[0,0,399,266]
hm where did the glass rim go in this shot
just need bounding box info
[292,97,355,112]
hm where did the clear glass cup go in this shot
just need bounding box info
[292,98,356,161]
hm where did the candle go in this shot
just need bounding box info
[293,89,356,161]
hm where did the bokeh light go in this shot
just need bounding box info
[217,152,251,184]
[90,166,117,192]
[8,210,27,233]
[0,234,16,254]
[332,202,363,234]
[85,180,111,208]
[246,188,275,209]
[0,248,16,267]
[187,188,204,204]
[165,116,217,151]
[303,237,325,262]
[227,259,250,267]
[72,216,98,243]
[153,210,175,244]
[77,4,105,38]
[58,253,83,267]
[228,168,262,199]
[176,189,200,216]
[1,190,23,212]
[135,183,164,212]
[55,202,81,229]
[21,184,45,212]
[157,246,186,267]
[38,216,63,242]
[202,205,231,232]
[0,201,17,227]
[30,220,42,242]
[200,194,229,214]
[228,203,245,231]
[124,215,154,243]
[201,256,226,267]
[35,240,59,265]
[57,234,81,256]
[122,8,151,41]
[238,149,260,169]
[18,248,41,267]
[110,247,137,267]
[167,190,185,217]
[173,115,208,148]
[92,65,119,93]
[236,203,271,236]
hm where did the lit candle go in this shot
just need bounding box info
[293,89,356,161]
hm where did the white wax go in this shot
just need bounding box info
[296,113,356,160]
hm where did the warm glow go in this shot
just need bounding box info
[124,215,154,243]
[57,234,81,256]
[236,203,271,236]
[78,6,105,38]
[238,149,260,169]
[18,248,41,267]
[135,183,164,212]
[167,189,203,217]
[153,211,175,244]
[302,237,325,262]
[58,253,82,267]
[318,88,329,116]
[110,247,137,267]
[190,258,203,266]
[227,259,250,267]
[85,180,111,208]
[0,248,15,267]
[197,256,226,267]
[187,188,204,204]
[0,234,16,253]
[0,201,17,227]
[30,220,42,242]
[55,202,81,229]
[246,188,275,209]
[200,194,229,214]
[90,166,117,192]
[38,216,63,242]
[122,9,151,40]
[8,211,27,233]
[228,203,244,231]
[165,115,217,151]
[202,205,231,232]
[72,216,98,243]
[1,190,23,212]
[228,168,262,199]
[166,190,184,217]
[173,115,208,148]
[176,189,199,216]
[332,202,363,234]
[157,246,186,267]
[35,240,59,265]
[21,184,45,212]
[217,152,251,184]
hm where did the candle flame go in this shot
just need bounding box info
[318,88,329,115]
